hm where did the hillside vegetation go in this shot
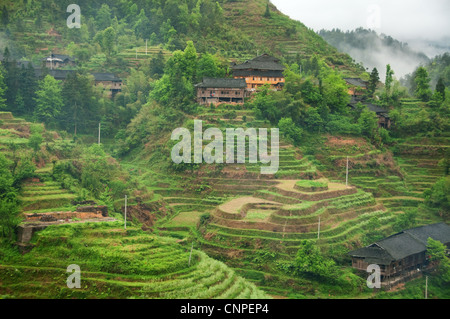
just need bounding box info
[0,0,448,300]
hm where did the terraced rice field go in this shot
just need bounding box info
[0,222,269,299]
[201,178,386,253]
[19,179,77,212]
[117,110,408,296]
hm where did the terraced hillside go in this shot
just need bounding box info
[0,112,32,153]
[222,0,362,76]
[193,177,391,296]
[310,128,445,221]
[313,135,408,198]
[202,179,387,252]
[0,221,269,299]
[129,108,322,240]
[116,107,403,297]
[0,112,79,214]
[19,179,76,213]
[391,134,448,222]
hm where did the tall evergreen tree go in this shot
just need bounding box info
[150,50,166,79]
[1,5,9,27]
[414,66,432,102]
[102,27,116,56]
[33,75,63,126]
[61,72,99,134]
[368,67,379,98]
[385,64,394,97]
[0,65,7,110]
[96,4,112,31]
[436,77,446,101]
[263,3,271,18]
[134,9,150,39]
[18,63,37,114]
[2,47,19,111]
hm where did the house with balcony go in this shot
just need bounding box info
[231,54,285,91]
[195,77,248,106]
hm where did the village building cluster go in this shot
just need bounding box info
[6,51,392,127]
[195,54,285,106]
[195,54,390,128]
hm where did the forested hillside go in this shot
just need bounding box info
[0,0,449,301]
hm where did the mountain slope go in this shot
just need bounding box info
[221,0,363,75]
[318,28,430,78]
[0,0,364,77]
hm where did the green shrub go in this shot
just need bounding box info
[295,180,328,190]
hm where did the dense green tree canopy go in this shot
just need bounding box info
[33,75,64,126]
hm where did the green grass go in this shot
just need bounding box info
[0,222,269,299]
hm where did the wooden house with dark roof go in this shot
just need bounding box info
[195,77,248,106]
[42,53,76,69]
[348,97,391,129]
[92,72,123,97]
[231,54,285,91]
[349,223,450,286]
[34,69,122,97]
[344,78,368,97]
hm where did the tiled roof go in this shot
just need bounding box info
[233,69,284,78]
[344,78,368,87]
[231,54,285,71]
[348,223,450,263]
[92,72,122,82]
[42,54,75,62]
[195,77,247,88]
[348,98,389,114]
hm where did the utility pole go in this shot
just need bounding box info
[98,122,101,145]
[317,217,321,240]
[146,39,148,55]
[425,275,428,299]
[124,195,127,230]
[346,156,349,186]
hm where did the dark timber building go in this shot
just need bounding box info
[34,69,122,97]
[42,54,76,69]
[231,54,285,91]
[348,97,391,129]
[195,78,248,105]
[348,223,450,287]
[344,78,368,97]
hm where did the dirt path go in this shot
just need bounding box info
[218,196,280,214]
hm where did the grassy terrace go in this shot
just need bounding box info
[18,174,77,213]
[0,222,269,299]
[116,108,431,297]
